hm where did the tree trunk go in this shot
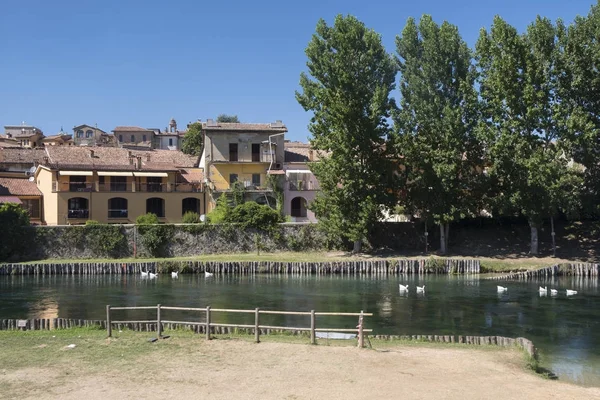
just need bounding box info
[439,224,447,255]
[353,240,362,254]
[550,216,556,257]
[529,222,539,255]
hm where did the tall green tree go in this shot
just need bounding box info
[476,16,581,255]
[296,15,397,252]
[181,122,203,156]
[216,114,240,123]
[559,3,600,217]
[0,203,30,261]
[394,15,482,254]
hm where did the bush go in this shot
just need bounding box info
[136,213,160,225]
[182,211,200,224]
[84,224,127,257]
[85,220,100,225]
[224,201,283,232]
[0,203,31,261]
[207,194,231,223]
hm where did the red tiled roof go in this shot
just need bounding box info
[178,168,204,183]
[0,148,46,164]
[0,178,42,196]
[0,196,22,204]
[112,126,153,132]
[202,122,287,132]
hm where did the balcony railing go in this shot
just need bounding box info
[68,209,89,219]
[53,181,204,193]
[56,182,95,192]
[288,180,319,191]
[213,152,275,163]
[136,183,167,192]
[173,183,203,192]
[108,209,128,218]
[99,183,129,192]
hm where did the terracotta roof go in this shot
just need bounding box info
[42,146,199,171]
[284,142,322,162]
[178,168,204,183]
[112,126,154,132]
[42,134,72,141]
[0,177,42,196]
[202,122,287,132]
[0,196,22,204]
[0,148,46,164]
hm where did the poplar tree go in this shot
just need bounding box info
[394,15,482,254]
[296,15,397,252]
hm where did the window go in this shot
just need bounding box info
[130,135,135,143]
[169,138,173,147]
[229,143,238,161]
[252,143,261,162]
[119,135,123,142]
[146,197,165,217]
[69,176,88,192]
[21,199,40,219]
[229,174,238,184]
[77,130,84,138]
[147,177,163,192]
[68,197,89,219]
[108,198,128,218]
[182,198,200,215]
[86,130,93,138]
[252,173,260,186]
[110,176,127,192]
[142,135,147,142]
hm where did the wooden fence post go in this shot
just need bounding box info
[357,310,364,348]
[205,306,211,340]
[255,308,260,343]
[157,304,162,337]
[106,305,112,337]
[310,310,316,345]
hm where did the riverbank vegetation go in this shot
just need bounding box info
[1,328,596,399]
[297,6,600,256]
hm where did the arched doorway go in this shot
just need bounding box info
[68,197,89,219]
[108,198,128,218]
[146,197,165,217]
[291,197,307,218]
[182,197,200,215]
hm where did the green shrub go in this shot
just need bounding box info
[136,213,160,225]
[182,211,200,224]
[85,220,100,225]
[224,201,283,232]
[207,194,231,223]
[0,203,31,261]
[84,224,127,257]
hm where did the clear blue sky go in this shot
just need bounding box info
[0,0,595,142]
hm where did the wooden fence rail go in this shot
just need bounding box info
[106,304,373,347]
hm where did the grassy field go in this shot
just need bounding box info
[1,328,597,400]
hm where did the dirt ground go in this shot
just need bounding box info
[2,340,599,400]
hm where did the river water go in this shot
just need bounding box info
[1,274,599,386]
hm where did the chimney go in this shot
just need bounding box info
[128,151,133,158]
[129,157,134,165]
[308,149,314,162]
[43,156,49,164]
[146,154,151,162]
[136,156,142,170]
[89,149,95,158]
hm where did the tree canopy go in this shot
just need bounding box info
[181,122,203,156]
[216,114,240,123]
[296,14,397,252]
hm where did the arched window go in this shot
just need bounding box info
[182,198,200,216]
[86,129,93,138]
[146,197,165,217]
[68,197,89,219]
[291,197,307,218]
[108,198,128,218]
[77,130,84,138]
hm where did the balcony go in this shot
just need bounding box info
[108,209,128,218]
[288,180,319,191]
[99,183,129,192]
[173,183,203,193]
[68,209,89,219]
[136,183,167,192]
[54,182,95,192]
[53,181,204,193]
[212,153,276,163]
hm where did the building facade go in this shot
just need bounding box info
[72,125,109,146]
[201,119,287,211]
[283,142,319,222]
[113,126,155,148]
[0,177,43,224]
[4,124,44,148]
[35,146,204,225]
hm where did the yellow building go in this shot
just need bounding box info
[200,119,287,211]
[35,146,204,225]
[0,177,43,224]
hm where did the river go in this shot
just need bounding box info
[1,273,599,386]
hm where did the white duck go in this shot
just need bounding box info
[497,286,508,293]
[204,271,214,278]
[550,289,558,296]
[141,270,148,277]
[566,289,578,296]
[171,271,178,278]
[399,284,409,291]
[149,272,157,279]
[416,285,425,293]
[538,286,547,293]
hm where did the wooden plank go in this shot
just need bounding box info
[161,306,207,311]
[315,328,373,332]
[259,311,312,316]
[110,320,157,324]
[314,312,373,316]
[258,325,311,331]
[110,306,157,310]
[211,323,255,329]
[210,308,256,314]
[161,320,205,326]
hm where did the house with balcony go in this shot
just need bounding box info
[4,124,45,148]
[283,142,320,222]
[0,177,43,224]
[201,119,287,211]
[34,146,204,225]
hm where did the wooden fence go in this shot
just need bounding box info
[107,304,373,347]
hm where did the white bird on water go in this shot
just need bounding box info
[171,271,178,278]
[550,289,558,296]
[205,271,214,278]
[566,289,578,296]
[141,270,148,277]
[539,286,547,293]
[416,285,425,293]
[149,272,157,279]
[497,286,508,293]
[399,284,409,292]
